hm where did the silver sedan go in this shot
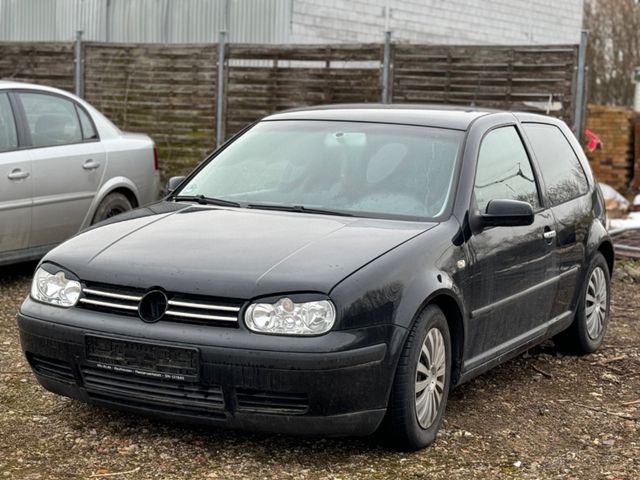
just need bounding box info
[0,81,160,266]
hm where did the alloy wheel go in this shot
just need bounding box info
[585,266,607,340]
[415,327,446,429]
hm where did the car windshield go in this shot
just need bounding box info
[177,120,464,220]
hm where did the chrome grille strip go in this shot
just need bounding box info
[83,288,142,302]
[80,284,241,324]
[167,299,241,312]
[79,298,139,311]
[164,310,238,322]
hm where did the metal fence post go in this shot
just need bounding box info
[573,29,588,140]
[381,30,392,104]
[105,0,112,42]
[74,30,84,98]
[216,31,226,148]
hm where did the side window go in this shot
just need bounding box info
[474,126,540,212]
[523,123,589,206]
[0,93,18,152]
[18,92,82,147]
[76,105,98,140]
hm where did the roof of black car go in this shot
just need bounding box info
[263,104,500,130]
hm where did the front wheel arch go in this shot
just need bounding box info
[426,294,464,388]
[382,304,453,450]
[399,291,465,390]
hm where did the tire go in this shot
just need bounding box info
[91,192,133,224]
[383,305,452,451]
[554,253,611,355]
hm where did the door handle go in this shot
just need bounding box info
[543,230,557,240]
[7,169,30,180]
[82,159,100,171]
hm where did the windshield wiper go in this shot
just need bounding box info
[173,195,242,208]
[247,203,354,217]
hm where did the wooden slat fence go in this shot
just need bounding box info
[0,41,579,182]
[84,43,218,180]
[0,42,74,92]
[224,44,382,137]
[392,45,578,125]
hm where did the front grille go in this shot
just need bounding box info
[236,388,309,414]
[28,354,75,382]
[79,285,141,315]
[81,367,225,414]
[78,282,243,326]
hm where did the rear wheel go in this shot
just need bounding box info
[92,192,133,224]
[383,305,451,451]
[554,253,611,354]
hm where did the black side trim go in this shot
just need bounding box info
[471,266,579,319]
[462,310,573,375]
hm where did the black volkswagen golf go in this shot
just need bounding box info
[18,105,613,451]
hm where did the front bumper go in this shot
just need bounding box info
[17,298,405,437]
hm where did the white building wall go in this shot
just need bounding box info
[0,0,583,45]
[290,0,584,45]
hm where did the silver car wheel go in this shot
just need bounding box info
[415,327,446,429]
[585,266,607,340]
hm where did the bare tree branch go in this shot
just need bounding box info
[586,0,640,106]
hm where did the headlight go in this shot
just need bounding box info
[245,297,336,336]
[30,266,81,308]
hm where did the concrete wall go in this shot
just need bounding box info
[290,0,584,45]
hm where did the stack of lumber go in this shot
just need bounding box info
[586,104,634,191]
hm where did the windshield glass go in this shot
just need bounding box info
[177,120,464,220]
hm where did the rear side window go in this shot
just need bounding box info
[523,123,589,206]
[0,93,18,152]
[19,92,83,147]
[76,105,98,140]
[474,126,540,212]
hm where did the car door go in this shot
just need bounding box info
[0,91,32,255]
[462,125,558,371]
[16,91,106,248]
[522,122,592,317]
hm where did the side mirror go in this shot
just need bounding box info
[166,176,186,194]
[474,199,534,230]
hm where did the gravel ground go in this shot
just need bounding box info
[1,261,639,480]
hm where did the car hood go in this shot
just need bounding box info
[44,203,435,299]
